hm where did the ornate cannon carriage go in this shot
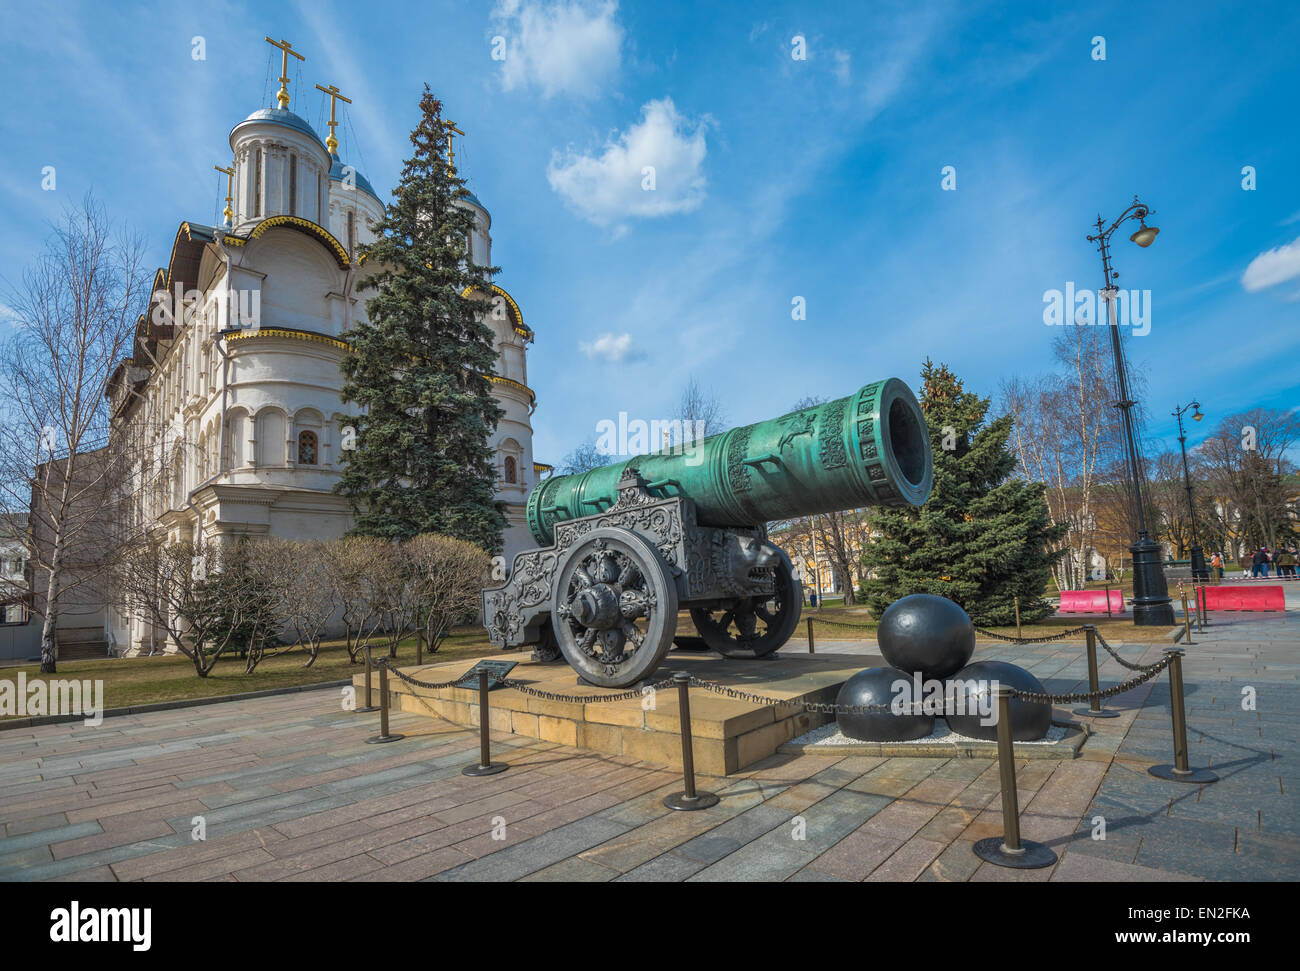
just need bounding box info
[482,378,934,687]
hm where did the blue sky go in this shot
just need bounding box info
[1,0,1296,467]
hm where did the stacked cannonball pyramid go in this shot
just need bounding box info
[835,594,1052,742]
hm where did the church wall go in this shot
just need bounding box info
[242,233,338,336]
[104,105,539,654]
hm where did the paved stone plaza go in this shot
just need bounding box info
[1,606,1296,882]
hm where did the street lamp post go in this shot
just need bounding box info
[1087,196,1175,626]
[1173,402,1207,581]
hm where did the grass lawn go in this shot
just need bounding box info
[0,628,499,720]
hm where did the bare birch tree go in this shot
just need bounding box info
[0,194,147,672]
[1000,327,1132,590]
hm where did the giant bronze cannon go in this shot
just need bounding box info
[482,378,933,687]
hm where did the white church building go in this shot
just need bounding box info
[103,48,541,657]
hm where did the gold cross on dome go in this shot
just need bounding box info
[314,82,352,154]
[265,37,305,109]
[214,163,235,225]
[443,120,465,173]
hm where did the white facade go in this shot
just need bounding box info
[106,100,538,656]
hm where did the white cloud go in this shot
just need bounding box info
[492,0,624,99]
[579,332,642,362]
[1241,235,1300,292]
[547,98,710,229]
[832,50,851,86]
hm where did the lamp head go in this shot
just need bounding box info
[1193,405,1204,422]
[1130,219,1159,247]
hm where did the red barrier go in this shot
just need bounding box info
[1059,589,1126,614]
[1200,585,1284,612]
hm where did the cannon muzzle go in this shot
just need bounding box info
[527,377,932,545]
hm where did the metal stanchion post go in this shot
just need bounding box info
[366,663,405,743]
[1073,625,1119,718]
[807,617,815,654]
[416,629,424,666]
[463,670,508,776]
[1179,585,1194,645]
[1149,649,1218,784]
[356,646,378,713]
[974,687,1057,868]
[1014,595,1022,640]
[664,673,719,811]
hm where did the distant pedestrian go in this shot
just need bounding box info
[1277,547,1298,579]
[1251,547,1270,579]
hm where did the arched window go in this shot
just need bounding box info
[347,210,355,256]
[298,430,318,465]
[289,154,298,216]
[503,455,517,484]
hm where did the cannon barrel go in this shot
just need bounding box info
[527,377,933,546]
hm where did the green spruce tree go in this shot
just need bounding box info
[335,86,506,553]
[859,359,1066,626]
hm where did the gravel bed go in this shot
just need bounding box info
[791,720,1068,747]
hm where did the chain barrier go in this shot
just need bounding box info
[688,661,1169,712]
[1091,630,1157,672]
[372,659,482,692]
[370,639,1169,715]
[379,657,1167,712]
[374,655,676,704]
[808,613,1093,645]
[492,675,678,705]
[1002,653,1172,705]
[686,674,904,713]
[972,625,1090,644]
[806,616,876,630]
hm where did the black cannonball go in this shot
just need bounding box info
[835,666,935,742]
[943,660,1052,741]
[877,594,975,681]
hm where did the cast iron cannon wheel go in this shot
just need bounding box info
[689,549,802,658]
[551,528,679,688]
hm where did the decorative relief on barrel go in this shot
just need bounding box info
[726,426,753,493]
[858,418,877,459]
[777,410,817,452]
[818,397,848,470]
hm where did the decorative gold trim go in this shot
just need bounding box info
[461,283,532,339]
[226,328,349,351]
[243,215,350,268]
[488,374,535,404]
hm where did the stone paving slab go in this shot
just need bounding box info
[1,610,1296,882]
